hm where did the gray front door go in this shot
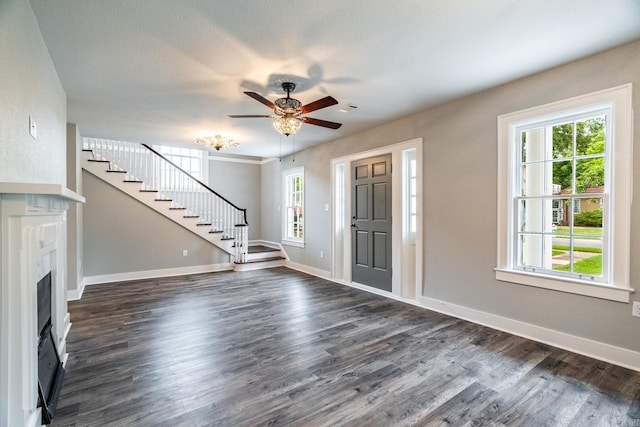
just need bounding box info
[351,154,392,291]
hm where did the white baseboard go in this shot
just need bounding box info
[83,263,234,286]
[66,280,85,301]
[418,296,640,372]
[284,262,640,372]
[285,261,330,279]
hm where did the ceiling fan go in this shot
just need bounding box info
[228,82,342,136]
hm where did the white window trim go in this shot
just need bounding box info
[282,166,305,248]
[496,84,633,303]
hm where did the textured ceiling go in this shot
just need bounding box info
[30,0,640,159]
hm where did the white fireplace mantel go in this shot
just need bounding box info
[0,183,84,427]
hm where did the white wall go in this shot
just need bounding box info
[260,39,640,354]
[0,0,66,185]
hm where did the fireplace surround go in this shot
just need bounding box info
[0,184,84,427]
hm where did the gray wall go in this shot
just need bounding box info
[260,159,281,244]
[0,0,66,185]
[260,39,640,352]
[208,158,262,240]
[83,171,229,276]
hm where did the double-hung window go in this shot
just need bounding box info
[282,167,305,247]
[154,145,208,185]
[496,85,633,302]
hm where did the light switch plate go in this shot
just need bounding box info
[29,116,37,139]
[632,301,640,318]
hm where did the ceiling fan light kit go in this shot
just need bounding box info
[196,134,238,151]
[273,115,302,136]
[229,82,343,136]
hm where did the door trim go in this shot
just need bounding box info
[330,138,423,300]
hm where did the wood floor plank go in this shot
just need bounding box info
[51,267,640,426]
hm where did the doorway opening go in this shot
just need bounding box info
[331,138,423,300]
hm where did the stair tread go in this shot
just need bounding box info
[88,159,110,163]
[237,256,286,264]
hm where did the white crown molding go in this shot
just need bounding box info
[208,155,278,165]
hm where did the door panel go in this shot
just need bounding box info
[351,154,392,291]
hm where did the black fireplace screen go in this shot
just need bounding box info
[36,272,65,424]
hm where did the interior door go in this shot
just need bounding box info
[351,154,392,291]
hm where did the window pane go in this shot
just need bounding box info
[571,237,603,277]
[521,163,546,196]
[575,158,604,194]
[576,117,605,156]
[551,160,573,194]
[552,122,573,159]
[552,198,570,228]
[572,197,603,230]
[518,234,544,269]
[521,127,545,163]
[519,199,544,233]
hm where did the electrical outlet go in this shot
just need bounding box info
[632,301,640,318]
[320,251,324,259]
[182,249,188,257]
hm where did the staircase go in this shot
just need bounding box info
[82,138,249,263]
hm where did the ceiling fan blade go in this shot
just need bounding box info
[244,91,275,110]
[228,115,273,118]
[303,117,342,129]
[301,96,338,114]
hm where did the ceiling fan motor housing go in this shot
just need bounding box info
[275,82,302,114]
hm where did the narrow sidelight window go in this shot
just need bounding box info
[282,167,305,247]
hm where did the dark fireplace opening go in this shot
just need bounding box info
[36,272,65,425]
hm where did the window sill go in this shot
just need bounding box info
[282,239,305,249]
[495,269,633,303]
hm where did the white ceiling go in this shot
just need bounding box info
[30,0,640,159]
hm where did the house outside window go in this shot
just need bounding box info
[496,85,633,302]
[282,167,305,247]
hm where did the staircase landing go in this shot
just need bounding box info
[235,244,287,271]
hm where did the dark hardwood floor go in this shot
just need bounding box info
[52,267,640,426]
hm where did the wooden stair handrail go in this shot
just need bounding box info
[141,144,248,226]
